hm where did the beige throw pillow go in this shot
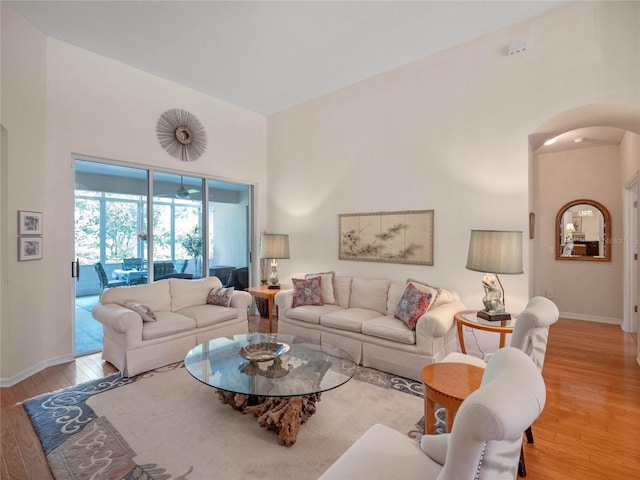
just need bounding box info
[349,278,389,315]
[124,301,157,322]
[305,271,336,304]
[207,286,235,307]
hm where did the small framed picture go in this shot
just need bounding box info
[19,237,43,261]
[18,211,43,235]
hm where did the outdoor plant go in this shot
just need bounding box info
[180,226,203,273]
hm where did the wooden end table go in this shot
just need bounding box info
[245,285,290,333]
[455,310,516,354]
[421,362,484,434]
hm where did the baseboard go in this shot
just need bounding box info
[559,311,622,325]
[0,353,75,388]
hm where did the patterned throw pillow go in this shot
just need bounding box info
[207,286,235,307]
[394,283,432,330]
[292,277,323,308]
[124,301,157,322]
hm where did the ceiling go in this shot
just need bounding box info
[12,0,572,116]
[11,0,626,151]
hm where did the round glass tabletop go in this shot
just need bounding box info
[184,333,356,397]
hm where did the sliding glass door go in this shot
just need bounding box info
[73,158,252,356]
[152,172,204,279]
[74,161,148,355]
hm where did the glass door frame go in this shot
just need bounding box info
[73,155,254,355]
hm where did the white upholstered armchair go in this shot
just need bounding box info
[440,295,559,476]
[443,296,559,370]
[318,347,546,480]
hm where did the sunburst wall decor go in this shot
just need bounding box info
[156,109,207,162]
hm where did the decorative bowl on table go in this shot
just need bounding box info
[239,342,290,363]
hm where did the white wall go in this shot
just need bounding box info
[267,2,640,313]
[1,5,48,383]
[536,145,623,322]
[2,1,639,383]
[619,131,640,364]
[1,4,267,384]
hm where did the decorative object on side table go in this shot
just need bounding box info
[259,233,290,289]
[466,229,523,321]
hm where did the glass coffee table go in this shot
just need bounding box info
[184,333,356,446]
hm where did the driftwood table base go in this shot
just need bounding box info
[216,390,321,446]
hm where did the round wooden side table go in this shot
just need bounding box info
[421,362,484,434]
[455,310,516,354]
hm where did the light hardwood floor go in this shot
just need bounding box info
[1,316,638,479]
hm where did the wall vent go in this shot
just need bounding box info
[508,39,528,56]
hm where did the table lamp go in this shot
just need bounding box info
[259,233,290,289]
[466,230,523,321]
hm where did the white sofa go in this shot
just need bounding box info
[92,276,251,377]
[274,274,465,382]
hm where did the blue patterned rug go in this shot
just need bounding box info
[23,363,444,479]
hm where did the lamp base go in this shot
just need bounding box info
[267,284,281,290]
[477,310,511,322]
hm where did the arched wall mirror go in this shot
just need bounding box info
[555,199,611,262]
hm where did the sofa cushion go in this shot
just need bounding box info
[334,276,352,308]
[386,281,406,316]
[287,305,343,324]
[207,286,235,307]
[361,316,416,345]
[123,301,157,322]
[406,278,455,309]
[394,283,433,330]
[170,277,222,312]
[101,279,171,312]
[349,278,389,315]
[141,311,196,340]
[320,308,382,333]
[292,277,323,307]
[305,271,336,304]
[178,304,238,328]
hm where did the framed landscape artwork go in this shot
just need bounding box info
[18,210,43,235]
[19,237,43,261]
[339,210,434,265]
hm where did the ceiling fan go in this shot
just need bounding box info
[175,176,199,200]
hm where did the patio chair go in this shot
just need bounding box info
[153,261,175,280]
[94,262,126,290]
[122,257,143,270]
[225,267,248,290]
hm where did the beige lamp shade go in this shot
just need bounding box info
[259,234,290,259]
[466,230,523,275]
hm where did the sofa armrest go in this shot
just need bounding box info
[92,303,142,334]
[416,300,465,340]
[229,290,252,310]
[274,289,294,315]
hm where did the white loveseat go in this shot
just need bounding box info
[274,274,465,381]
[92,276,251,377]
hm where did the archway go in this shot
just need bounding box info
[529,103,640,333]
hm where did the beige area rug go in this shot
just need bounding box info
[25,364,424,480]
